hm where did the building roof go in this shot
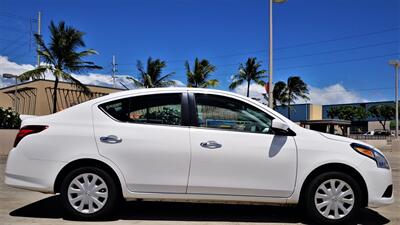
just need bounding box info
[300,119,351,125]
[0,79,125,91]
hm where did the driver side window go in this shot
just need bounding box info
[194,94,273,134]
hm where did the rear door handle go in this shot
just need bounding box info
[200,141,222,149]
[100,135,122,144]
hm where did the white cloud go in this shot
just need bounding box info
[303,84,366,105]
[0,56,35,76]
[233,83,267,102]
[233,82,367,105]
[172,79,185,87]
[0,56,188,90]
[0,56,35,88]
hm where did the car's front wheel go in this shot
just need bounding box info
[60,167,119,219]
[304,171,362,225]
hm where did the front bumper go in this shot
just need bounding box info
[5,148,66,193]
[359,160,395,208]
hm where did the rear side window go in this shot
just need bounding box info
[99,93,182,126]
[100,98,129,122]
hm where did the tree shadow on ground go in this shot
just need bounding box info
[10,195,390,225]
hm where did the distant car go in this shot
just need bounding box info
[363,130,392,136]
[5,88,394,224]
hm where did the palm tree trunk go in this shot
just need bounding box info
[52,78,59,113]
[246,80,250,97]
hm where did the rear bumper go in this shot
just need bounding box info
[5,148,66,193]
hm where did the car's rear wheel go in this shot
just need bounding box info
[304,171,362,225]
[60,167,119,219]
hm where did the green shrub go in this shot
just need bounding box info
[0,107,21,129]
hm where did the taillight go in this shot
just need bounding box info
[14,125,48,147]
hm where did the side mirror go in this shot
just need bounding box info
[271,119,289,132]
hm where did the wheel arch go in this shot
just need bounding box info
[299,163,368,207]
[53,158,123,196]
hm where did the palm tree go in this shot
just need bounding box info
[185,58,218,88]
[19,21,102,113]
[273,76,309,119]
[229,57,267,97]
[127,57,175,88]
[271,81,287,109]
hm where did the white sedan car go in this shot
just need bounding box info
[5,88,393,224]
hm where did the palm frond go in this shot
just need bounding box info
[229,79,244,90]
[126,76,144,88]
[19,66,50,81]
[157,80,177,87]
[201,79,219,88]
[60,71,91,95]
[78,49,99,57]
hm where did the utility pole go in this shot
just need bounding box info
[112,55,117,88]
[37,11,42,78]
[389,60,400,138]
[268,0,287,109]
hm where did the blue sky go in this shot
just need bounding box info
[0,0,399,104]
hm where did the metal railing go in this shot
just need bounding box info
[350,134,395,141]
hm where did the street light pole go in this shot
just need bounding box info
[389,60,400,138]
[268,0,287,109]
[268,0,273,108]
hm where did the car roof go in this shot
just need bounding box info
[102,87,261,103]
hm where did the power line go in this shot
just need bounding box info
[275,41,398,61]
[0,32,30,53]
[116,52,399,79]
[0,12,33,21]
[276,27,400,50]
[117,27,400,66]
[276,52,399,71]
[0,25,30,33]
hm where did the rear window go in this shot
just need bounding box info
[99,93,182,126]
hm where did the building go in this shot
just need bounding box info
[276,101,398,134]
[0,79,123,116]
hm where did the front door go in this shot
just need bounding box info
[187,93,297,197]
[93,92,191,194]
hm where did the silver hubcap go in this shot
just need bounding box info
[67,173,108,214]
[314,179,355,220]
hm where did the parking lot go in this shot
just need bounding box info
[0,150,398,225]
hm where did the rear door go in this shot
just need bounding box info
[93,91,191,193]
[187,92,297,197]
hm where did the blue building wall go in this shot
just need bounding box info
[276,104,310,122]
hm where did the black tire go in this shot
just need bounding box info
[303,171,363,225]
[60,167,119,220]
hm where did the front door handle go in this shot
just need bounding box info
[200,141,222,149]
[100,135,122,144]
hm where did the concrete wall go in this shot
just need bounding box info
[392,139,400,151]
[0,129,18,155]
[309,104,322,120]
[368,121,391,132]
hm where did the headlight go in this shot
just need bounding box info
[350,143,390,169]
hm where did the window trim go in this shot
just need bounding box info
[98,92,189,127]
